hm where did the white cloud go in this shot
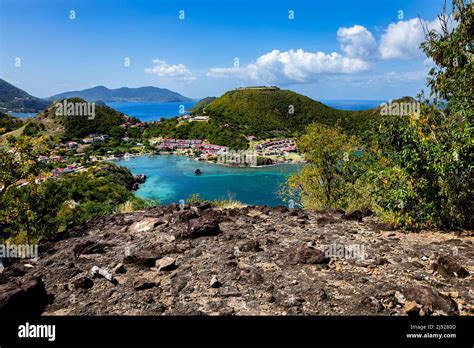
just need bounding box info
[379,18,443,60]
[337,25,376,59]
[207,49,370,85]
[145,59,195,82]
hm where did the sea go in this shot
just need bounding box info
[10,100,385,120]
[105,101,197,122]
[115,155,302,207]
[321,99,386,111]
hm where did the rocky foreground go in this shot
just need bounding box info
[1,204,472,316]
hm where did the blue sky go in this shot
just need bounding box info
[0,0,446,100]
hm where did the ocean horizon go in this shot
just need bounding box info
[9,99,387,121]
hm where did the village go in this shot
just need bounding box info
[153,136,304,166]
[7,116,304,189]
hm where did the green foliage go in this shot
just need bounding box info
[0,136,147,242]
[52,98,138,139]
[186,193,205,204]
[0,112,24,134]
[287,1,473,230]
[189,96,216,115]
[203,87,377,137]
[286,124,356,209]
[23,121,46,136]
[146,118,249,149]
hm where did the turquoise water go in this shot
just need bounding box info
[106,101,196,122]
[115,155,302,206]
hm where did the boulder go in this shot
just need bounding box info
[0,277,50,313]
[173,210,198,223]
[127,218,162,233]
[73,277,94,289]
[403,285,458,315]
[178,218,221,239]
[435,256,469,278]
[123,250,161,268]
[289,245,330,264]
[155,257,176,272]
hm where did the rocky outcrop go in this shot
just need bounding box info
[0,204,472,316]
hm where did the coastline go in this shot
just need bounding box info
[97,150,306,168]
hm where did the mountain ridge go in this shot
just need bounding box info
[48,85,192,103]
[0,79,50,113]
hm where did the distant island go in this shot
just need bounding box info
[48,85,192,103]
[0,78,50,113]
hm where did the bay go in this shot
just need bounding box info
[105,101,196,122]
[115,155,302,206]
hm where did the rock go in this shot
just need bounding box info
[342,210,363,222]
[0,204,471,316]
[155,257,176,272]
[113,263,127,274]
[173,210,198,223]
[123,250,161,268]
[133,277,158,291]
[0,277,50,313]
[73,277,94,289]
[361,296,384,313]
[179,217,221,239]
[394,291,406,304]
[449,291,459,299]
[210,275,222,288]
[91,266,116,284]
[127,218,162,233]
[73,240,108,256]
[403,285,458,315]
[289,245,330,264]
[435,256,469,278]
[269,205,288,215]
[404,301,420,314]
[239,240,262,252]
[374,257,390,266]
[198,202,212,211]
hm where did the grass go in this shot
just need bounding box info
[212,198,247,210]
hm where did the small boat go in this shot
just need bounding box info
[195,168,202,175]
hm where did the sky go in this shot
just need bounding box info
[0,0,448,100]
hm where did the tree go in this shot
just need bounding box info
[287,124,359,209]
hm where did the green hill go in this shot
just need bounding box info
[0,79,50,113]
[32,97,139,140]
[201,87,378,139]
[189,96,217,114]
